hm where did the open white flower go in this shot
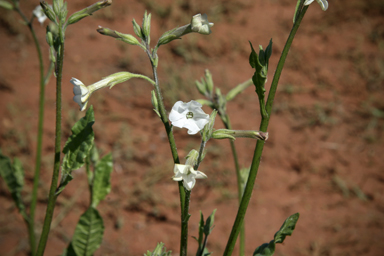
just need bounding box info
[32,5,48,24]
[71,78,90,111]
[71,72,142,111]
[172,164,207,191]
[191,14,214,35]
[169,100,210,135]
[304,0,328,11]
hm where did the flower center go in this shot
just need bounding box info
[186,111,194,119]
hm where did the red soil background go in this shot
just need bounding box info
[1,0,384,255]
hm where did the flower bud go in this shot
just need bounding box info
[67,0,112,25]
[97,26,142,47]
[132,18,143,39]
[202,110,217,142]
[226,79,253,102]
[0,1,13,10]
[151,90,160,118]
[191,13,213,35]
[212,129,268,141]
[185,149,199,167]
[46,30,54,46]
[142,11,151,43]
[40,1,56,23]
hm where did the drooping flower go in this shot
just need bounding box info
[71,72,150,111]
[32,5,48,24]
[71,78,90,111]
[304,0,328,11]
[172,164,207,191]
[169,100,210,135]
[191,14,214,35]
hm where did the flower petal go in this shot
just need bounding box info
[194,171,208,179]
[316,0,328,11]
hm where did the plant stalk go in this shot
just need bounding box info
[222,6,308,256]
[35,39,65,256]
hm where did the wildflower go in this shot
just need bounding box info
[71,72,145,111]
[304,0,328,11]
[191,14,214,35]
[71,78,90,111]
[172,164,207,191]
[169,100,210,135]
[33,5,48,24]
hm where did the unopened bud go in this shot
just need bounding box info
[151,90,160,118]
[185,149,199,167]
[46,30,54,46]
[0,1,13,10]
[40,1,56,22]
[132,18,143,39]
[202,110,217,142]
[142,11,151,43]
[67,0,112,25]
[212,129,268,141]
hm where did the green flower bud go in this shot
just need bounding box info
[142,11,151,44]
[40,1,56,23]
[204,69,214,94]
[151,90,160,118]
[46,30,54,46]
[212,129,268,141]
[132,18,143,39]
[202,110,217,142]
[115,31,140,45]
[0,1,13,10]
[225,79,253,102]
[67,0,112,25]
[185,149,199,167]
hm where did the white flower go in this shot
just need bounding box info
[32,5,48,24]
[71,78,90,111]
[304,0,328,11]
[172,164,207,191]
[70,72,140,111]
[169,100,210,135]
[191,14,214,35]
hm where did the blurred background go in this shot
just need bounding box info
[1,0,384,255]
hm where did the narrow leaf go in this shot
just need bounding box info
[91,153,113,208]
[249,42,258,69]
[71,207,104,256]
[203,209,216,236]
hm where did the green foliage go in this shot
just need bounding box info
[91,153,113,208]
[0,152,26,215]
[57,106,95,195]
[253,213,300,256]
[193,209,217,256]
[145,242,172,256]
[69,207,104,256]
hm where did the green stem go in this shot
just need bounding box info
[14,7,48,255]
[221,115,245,256]
[35,38,65,256]
[222,6,308,256]
[144,47,186,255]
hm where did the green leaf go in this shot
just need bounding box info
[62,106,95,174]
[71,207,104,256]
[145,242,172,256]
[274,212,300,244]
[249,42,258,69]
[0,153,26,214]
[253,241,275,256]
[91,153,113,208]
[252,213,300,256]
[203,209,216,236]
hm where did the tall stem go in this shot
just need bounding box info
[145,48,187,255]
[221,115,245,256]
[222,6,308,256]
[14,7,48,255]
[35,40,65,256]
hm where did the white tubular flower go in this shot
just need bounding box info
[71,78,90,111]
[169,100,210,135]
[304,0,328,11]
[32,5,48,24]
[172,164,207,191]
[191,14,214,35]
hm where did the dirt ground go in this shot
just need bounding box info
[1,0,384,255]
